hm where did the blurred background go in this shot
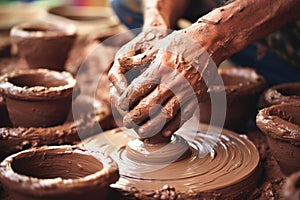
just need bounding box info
[0,0,119,37]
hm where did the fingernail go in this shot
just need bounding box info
[163,130,172,137]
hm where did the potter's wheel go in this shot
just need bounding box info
[82,124,261,199]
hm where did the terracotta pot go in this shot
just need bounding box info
[256,102,300,175]
[200,67,266,132]
[284,170,300,200]
[0,145,119,200]
[10,22,76,71]
[263,82,300,107]
[0,69,77,127]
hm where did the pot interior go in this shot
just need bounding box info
[11,150,103,179]
[8,73,68,88]
[276,85,300,97]
[269,105,300,126]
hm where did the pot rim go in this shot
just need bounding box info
[0,145,119,194]
[10,21,76,39]
[264,82,300,106]
[256,102,300,142]
[0,69,76,100]
[208,67,266,94]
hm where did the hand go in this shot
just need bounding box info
[109,28,168,94]
[109,31,218,139]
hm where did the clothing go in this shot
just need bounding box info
[110,0,300,85]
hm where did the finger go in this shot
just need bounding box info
[162,99,197,137]
[109,50,157,95]
[119,50,157,69]
[110,85,127,117]
[137,96,181,139]
[116,40,142,58]
[118,64,161,111]
[108,41,147,94]
[123,85,174,127]
[108,61,129,94]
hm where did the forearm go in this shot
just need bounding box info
[143,0,190,29]
[182,0,300,65]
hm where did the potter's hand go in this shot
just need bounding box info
[109,28,168,94]
[110,31,217,139]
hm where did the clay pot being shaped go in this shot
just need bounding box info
[263,82,300,107]
[256,102,300,175]
[0,145,119,200]
[0,69,77,127]
[200,67,266,132]
[10,22,76,71]
[284,170,300,200]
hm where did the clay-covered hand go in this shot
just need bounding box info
[109,28,168,94]
[109,31,217,139]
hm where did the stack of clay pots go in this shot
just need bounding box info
[0,21,120,200]
[0,22,79,160]
[256,82,300,199]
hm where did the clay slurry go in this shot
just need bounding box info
[83,125,260,199]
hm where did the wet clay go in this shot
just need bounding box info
[83,124,261,199]
[284,170,300,200]
[10,22,76,71]
[256,102,300,175]
[0,95,113,161]
[263,82,300,107]
[0,145,119,200]
[0,69,77,127]
[200,67,266,132]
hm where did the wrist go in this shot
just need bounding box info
[180,22,228,66]
[180,5,250,66]
[143,8,170,29]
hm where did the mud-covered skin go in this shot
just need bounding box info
[109,0,300,141]
[110,31,215,140]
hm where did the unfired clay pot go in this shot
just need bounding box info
[263,82,300,107]
[0,69,77,127]
[256,102,300,175]
[0,145,119,200]
[10,22,76,71]
[200,67,266,132]
[284,170,300,200]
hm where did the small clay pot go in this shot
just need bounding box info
[263,82,300,107]
[256,102,300,175]
[0,68,77,128]
[284,170,300,200]
[0,145,119,200]
[200,67,266,132]
[10,22,76,71]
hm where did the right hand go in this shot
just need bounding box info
[109,30,217,139]
[109,28,169,119]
